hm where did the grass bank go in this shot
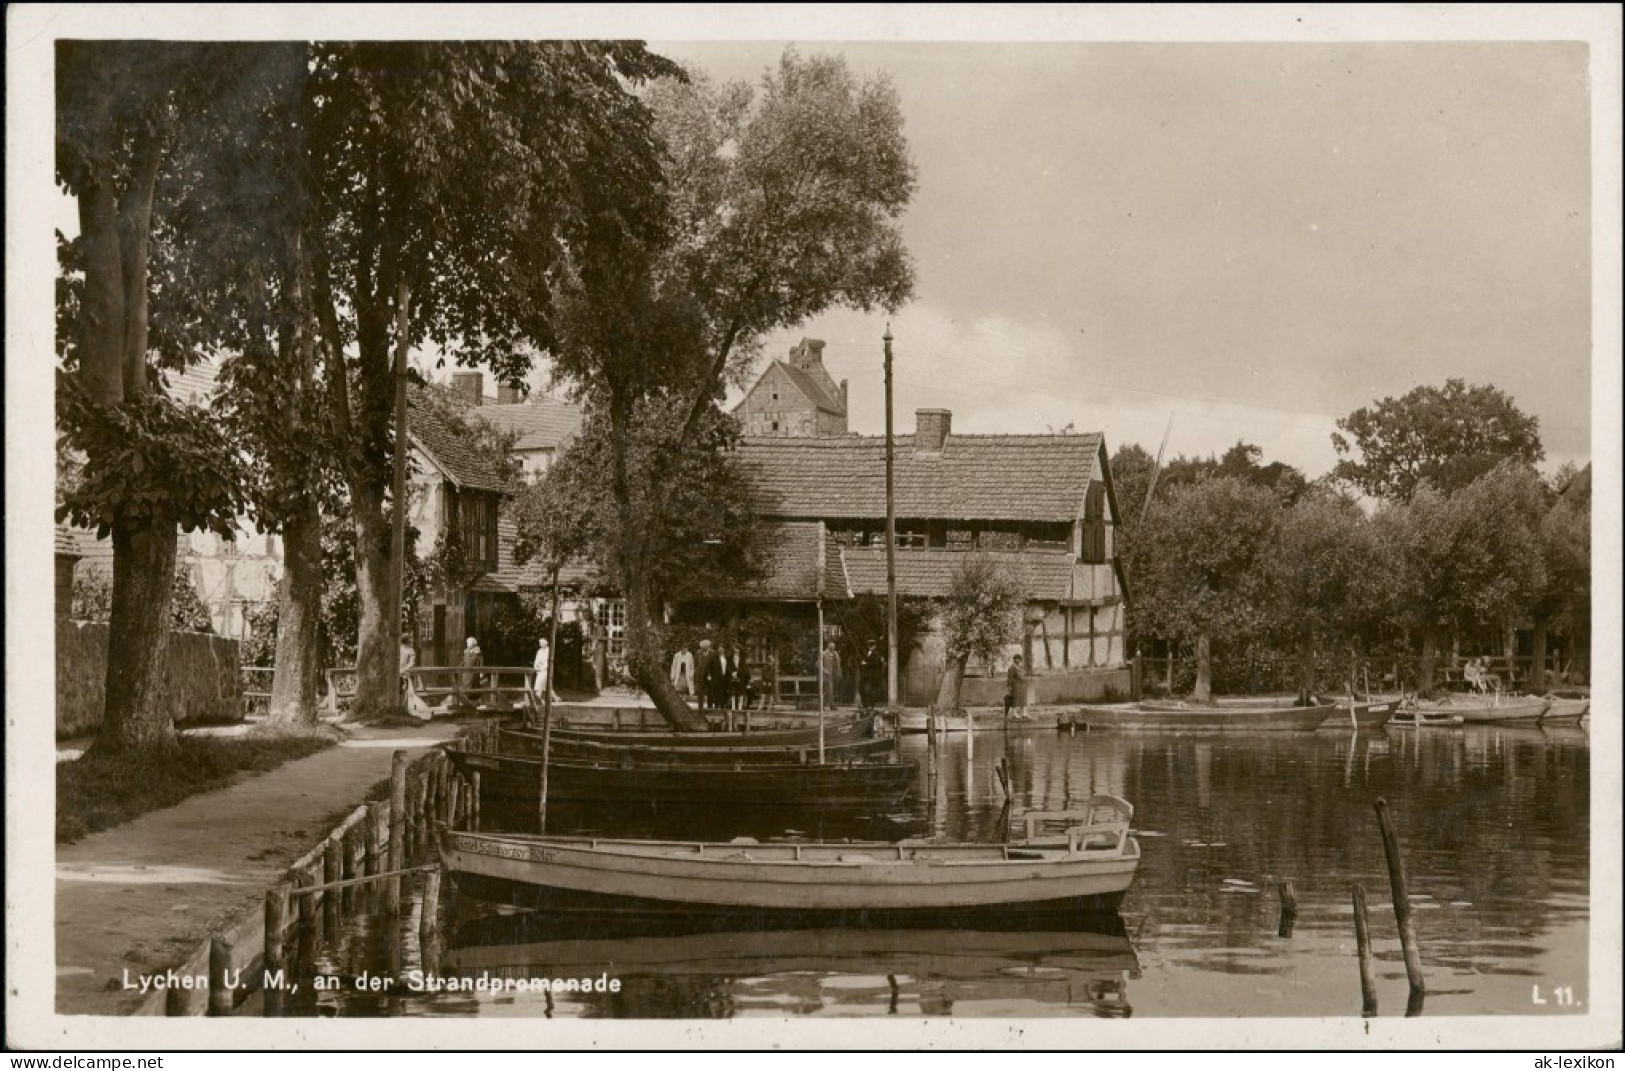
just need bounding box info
[56,731,337,844]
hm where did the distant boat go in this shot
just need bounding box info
[439,797,1142,922]
[1405,694,1551,724]
[1322,697,1400,730]
[1538,696,1590,723]
[893,709,1047,734]
[1388,708,1463,729]
[1073,698,1336,732]
[499,727,897,766]
[443,745,917,809]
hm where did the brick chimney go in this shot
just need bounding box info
[915,408,951,453]
[452,371,484,406]
[496,384,523,405]
[839,378,849,415]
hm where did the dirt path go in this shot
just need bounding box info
[55,722,457,1015]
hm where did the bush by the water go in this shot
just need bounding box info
[56,732,336,844]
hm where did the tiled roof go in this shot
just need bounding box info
[738,432,1102,524]
[778,362,844,414]
[842,547,1079,602]
[704,521,844,602]
[473,395,583,452]
[408,391,516,494]
[474,514,599,594]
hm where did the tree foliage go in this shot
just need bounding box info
[932,556,1026,710]
[539,48,917,725]
[1331,379,1544,501]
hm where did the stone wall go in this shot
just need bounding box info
[56,621,244,739]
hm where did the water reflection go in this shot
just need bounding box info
[317,719,1588,1018]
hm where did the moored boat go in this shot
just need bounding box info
[1405,694,1550,724]
[1072,698,1335,732]
[439,797,1141,922]
[1538,696,1590,723]
[543,712,880,748]
[1388,708,1463,729]
[443,745,916,809]
[500,727,896,766]
[1322,697,1400,730]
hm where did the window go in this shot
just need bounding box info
[771,420,779,432]
[603,599,626,658]
[1081,482,1108,563]
[946,529,974,550]
[455,491,499,572]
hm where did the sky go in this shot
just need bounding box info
[647,39,1594,478]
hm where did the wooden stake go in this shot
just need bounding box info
[1276,880,1298,938]
[364,800,384,876]
[419,869,442,947]
[207,935,235,1016]
[1374,798,1426,999]
[322,831,343,939]
[470,770,483,824]
[263,883,290,1017]
[386,750,408,915]
[1352,882,1378,1017]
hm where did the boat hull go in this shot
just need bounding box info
[1389,710,1463,728]
[1074,700,1336,732]
[441,830,1139,922]
[1411,696,1551,724]
[1321,699,1399,730]
[1538,697,1590,723]
[543,713,879,748]
[445,747,917,808]
[502,729,896,766]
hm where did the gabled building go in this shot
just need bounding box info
[732,407,1131,705]
[733,338,849,437]
[455,371,584,478]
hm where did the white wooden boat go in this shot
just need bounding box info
[440,796,1141,922]
[1407,694,1551,724]
[1538,696,1590,723]
[1075,699,1335,732]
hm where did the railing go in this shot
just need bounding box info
[404,666,539,721]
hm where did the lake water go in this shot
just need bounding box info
[304,719,1591,1019]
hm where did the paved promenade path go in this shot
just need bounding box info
[55,721,458,1016]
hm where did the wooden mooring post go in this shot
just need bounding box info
[386,750,408,915]
[207,935,235,1016]
[420,869,442,948]
[263,882,292,1017]
[323,831,343,940]
[1374,798,1426,1003]
[1276,880,1298,938]
[1352,882,1379,1017]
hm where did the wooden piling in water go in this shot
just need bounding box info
[1374,798,1425,1000]
[295,866,318,975]
[470,771,483,824]
[1352,882,1378,1017]
[323,832,343,939]
[386,750,408,914]
[419,869,442,946]
[1276,880,1298,938]
[263,883,291,1017]
[207,935,235,1016]
[364,800,384,876]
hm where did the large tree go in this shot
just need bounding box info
[931,557,1025,714]
[1375,461,1548,696]
[296,42,677,718]
[55,42,252,751]
[1528,482,1590,692]
[544,50,917,727]
[1263,489,1375,703]
[1331,379,1544,502]
[1126,477,1280,703]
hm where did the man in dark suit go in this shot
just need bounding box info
[709,644,733,711]
[694,639,718,711]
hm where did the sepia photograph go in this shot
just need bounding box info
[6,4,1620,1052]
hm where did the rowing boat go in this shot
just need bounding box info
[1538,696,1590,723]
[1404,694,1551,724]
[1388,708,1463,729]
[1321,697,1400,730]
[443,745,917,809]
[1073,699,1335,732]
[439,797,1141,922]
[499,727,897,766]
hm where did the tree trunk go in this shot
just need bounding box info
[1529,617,1549,694]
[1296,626,1317,706]
[95,516,180,753]
[934,652,967,714]
[1193,632,1213,704]
[267,501,324,728]
[623,564,703,731]
[1418,626,1439,699]
[349,483,399,719]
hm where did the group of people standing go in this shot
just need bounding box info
[671,639,759,711]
